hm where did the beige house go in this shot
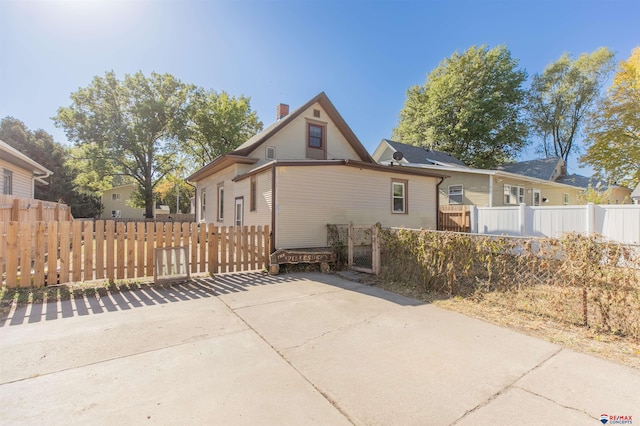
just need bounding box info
[101,184,170,219]
[0,139,52,199]
[187,92,447,251]
[373,140,595,207]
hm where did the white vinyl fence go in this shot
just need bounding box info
[472,203,640,244]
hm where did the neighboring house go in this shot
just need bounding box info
[631,183,640,205]
[0,139,52,199]
[373,140,583,207]
[500,158,631,204]
[186,92,447,251]
[101,184,170,219]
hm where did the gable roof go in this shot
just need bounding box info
[0,139,52,177]
[383,139,467,167]
[497,157,562,181]
[232,92,374,162]
[557,174,627,191]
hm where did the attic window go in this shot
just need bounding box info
[313,109,321,118]
[308,124,323,148]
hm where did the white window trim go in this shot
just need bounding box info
[217,184,224,222]
[532,189,541,206]
[563,193,569,205]
[504,184,525,205]
[200,189,206,222]
[392,180,407,214]
[111,193,121,201]
[448,184,463,205]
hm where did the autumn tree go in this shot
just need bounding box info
[55,71,191,218]
[393,45,528,168]
[178,89,262,168]
[0,117,102,217]
[581,47,640,188]
[526,47,615,166]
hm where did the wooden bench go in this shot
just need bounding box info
[269,249,336,275]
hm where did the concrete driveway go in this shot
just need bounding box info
[1,272,638,425]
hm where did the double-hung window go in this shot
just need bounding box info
[308,124,323,148]
[392,179,407,214]
[504,184,524,205]
[448,185,463,204]
[3,169,12,195]
[250,175,257,212]
[217,183,224,222]
[200,189,206,222]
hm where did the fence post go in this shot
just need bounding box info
[519,203,527,236]
[586,203,595,235]
[470,206,478,234]
[11,198,20,221]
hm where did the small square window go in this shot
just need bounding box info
[266,146,276,160]
[112,193,121,201]
[448,185,463,204]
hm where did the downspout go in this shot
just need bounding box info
[270,165,276,254]
[436,176,444,230]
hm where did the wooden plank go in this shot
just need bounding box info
[47,221,58,285]
[211,225,219,274]
[190,223,198,273]
[106,220,115,281]
[0,222,5,277]
[19,223,32,287]
[116,222,125,279]
[156,222,164,248]
[249,226,256,270]
[173,222,181,248]
[227,226,235,272]
[59,221,71,284]
[145,223,154,278]
[126,222,135,278]
[72,221,82,282]
[95,220,105,280]
[235,226,246,271]
[207,224,215,274]
[83,221,93,282]
[6,222,19,287]
[165,223,173,274]
[199,224,206,272]
[220,226,227,273]
[137,222,145,277]
[33,222,46,287]
[256,225,263,272]
[263,225,270,269]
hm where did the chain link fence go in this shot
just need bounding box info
[379,228,640,339]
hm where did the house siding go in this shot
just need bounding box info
[491,177,580,207]
[274,165,438,249]
[439,172,492,207]
[247,103,362,165]
[0,159,33,198]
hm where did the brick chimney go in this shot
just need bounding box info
[276,103,289,120]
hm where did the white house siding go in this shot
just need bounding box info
[274,165,438,249]
[0,158,34,198]
[196,165,239,224]
[248,103,362,166]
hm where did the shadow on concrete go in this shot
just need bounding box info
[0,272,307,328]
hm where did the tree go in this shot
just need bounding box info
[55,71,191,218]
[393,45,528,168]
[581,47,640,188]
[526,47,616,166]
[178,89,262,168]
[0,116,102,217]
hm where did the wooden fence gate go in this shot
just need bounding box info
[347,223,380,275]
[439,205,471,232]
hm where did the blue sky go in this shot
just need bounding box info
[1,0,638,175]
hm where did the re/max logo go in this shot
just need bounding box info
[601,414,633,425]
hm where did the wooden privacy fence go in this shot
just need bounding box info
[0,194,73,223]
[0,221,270,288]
[439,205,471,232]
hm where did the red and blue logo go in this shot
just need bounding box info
[602,414,609,425]
[601,414,633,425]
